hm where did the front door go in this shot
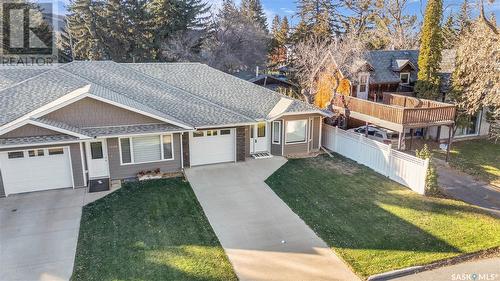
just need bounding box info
[86,139,109,179]
[357,73,369,100]
[251,122,268,153]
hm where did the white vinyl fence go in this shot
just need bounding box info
[322,124,429,194]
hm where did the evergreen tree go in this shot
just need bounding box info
[292,19,310,43]
[295,0,337,41]
[277,16,290,46]
[240,0,268,31]
[457,0,471,33]
[415,0,443,99]
[269,16,289,66]
[271,15,281,35]
[442,13,458,48]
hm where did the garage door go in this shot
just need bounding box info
[190,129,236,166]
[0,147,73,196]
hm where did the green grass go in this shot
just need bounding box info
[435,139,500,187]
[265,155,500,278]
[71,178,237,281]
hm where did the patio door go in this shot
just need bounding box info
[86,139,109,179]
[250,122,268,153]
[357,73,369,100]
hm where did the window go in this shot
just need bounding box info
[120,138,132,164]
[257,123,266,138]
[28,149,44,157]
[400,73,410,84]
[272,121,281,144]
[8,151,24,159]
[358,74,369,93]
[90,142,103,159]
[120,134,174,165]
[285,120,307,143]
[206,130,218,136]
[220,129,231,135]
[48,148,64,155]
[193,131,204,138]
[132,135,161,163]
[162,135,173,160]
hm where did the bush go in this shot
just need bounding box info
[416,144,439,195]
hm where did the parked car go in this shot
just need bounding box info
[348,125,399,145]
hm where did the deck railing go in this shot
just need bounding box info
[331,94,456,127]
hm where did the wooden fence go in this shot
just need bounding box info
[322,124,429,194]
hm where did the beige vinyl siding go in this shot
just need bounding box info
[281,114,323,156]
[106,134,182,180]
[0,124,62,138]
[312,117,321,150]
[0,143,85,189]
[44,97,161,127]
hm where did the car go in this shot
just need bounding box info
[348,125,399,145]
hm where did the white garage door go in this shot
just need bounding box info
[0,147,73,196]
[190,129,236,166]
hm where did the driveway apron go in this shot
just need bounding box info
[0,188,85,281]
[185,157,359,281]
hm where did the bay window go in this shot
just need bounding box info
[119,134,174,165]
[285,120,307,144]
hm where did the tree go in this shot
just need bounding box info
[457,0,471,33]
[295,0,339,41]
[240,0,267,31]
[415,0,443,99]
[291,34,367,108]
[269,16,290,66]
[371,0,419,49]
[451,15,500,140]
[341,0,376,36]
[442,13,459,48]
[201,0,269,73]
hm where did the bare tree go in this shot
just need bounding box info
[291,34,367,107]
[371,0,419,49]
[451,3,500,140]
[161,30,206,62]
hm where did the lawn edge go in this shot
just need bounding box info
[367,247,500,281]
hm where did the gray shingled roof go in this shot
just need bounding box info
[0,67,50,90]
[0,135,78,146]
[34,117,87,136]
[81,123,184,137]
[366,50,420,84]
[0,61,328,133]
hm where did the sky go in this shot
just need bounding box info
[45,0,500,26]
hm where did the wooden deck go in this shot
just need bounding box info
[332,93,456,132]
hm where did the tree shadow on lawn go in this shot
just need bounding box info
[265,155,500,275]
[71,178,237,281]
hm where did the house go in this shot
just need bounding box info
[0,61,329,197]
[344,49,490,142]
[248,74,299,97]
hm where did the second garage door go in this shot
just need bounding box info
[190,129,236,166]
[0,147,74,196]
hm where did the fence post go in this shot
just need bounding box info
[386,147,393,178]
[334,126,338,152]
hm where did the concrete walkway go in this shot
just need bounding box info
[185,157,359,281]
[435,159,500,217]
[390,257,500,281]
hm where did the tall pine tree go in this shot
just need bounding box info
[240,0,268,31]
[415,0,443,99]
[295,0,337,41]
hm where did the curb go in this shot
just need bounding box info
[367,247,500,281]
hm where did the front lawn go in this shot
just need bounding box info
[265,155,500,278]
[435,139,500,187]
[71,178,237,281]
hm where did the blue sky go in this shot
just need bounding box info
[45,0,500,26]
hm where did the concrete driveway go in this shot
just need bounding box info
[185,157,360,281]
[0,188,86,281]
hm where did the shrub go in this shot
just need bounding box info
[416,144,439,195]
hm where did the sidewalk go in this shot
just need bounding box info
[390,257,500,281]
[435,159,500,217]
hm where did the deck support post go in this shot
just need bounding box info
[409,129,414,150]
[446,125,453,162]
[397,129,405,150]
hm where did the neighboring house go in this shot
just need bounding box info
[0,61,329,197]
[249,74,299,97]
[347,49,490,140]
